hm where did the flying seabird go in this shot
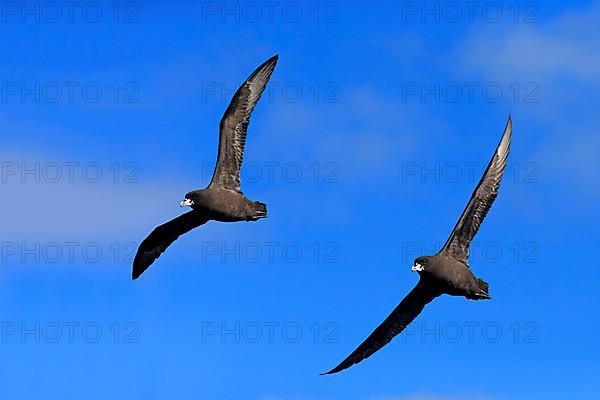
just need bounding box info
[132,55,279,280]
[323,116,512,374]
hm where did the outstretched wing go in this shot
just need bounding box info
[322,279,441,375]
[209,55,279,192]
[132,211,209,280]
[440,116,512,264]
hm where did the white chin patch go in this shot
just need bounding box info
[411,263,424,272]
[179,199,193,207]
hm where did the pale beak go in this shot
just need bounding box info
[180,198,193,207]
[411,262,424,272]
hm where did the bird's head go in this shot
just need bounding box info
[412,256,431,273]
[180,191,203,208]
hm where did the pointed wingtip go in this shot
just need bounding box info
[497,115,512,154]
[132,253,153,280]
[251,54,279,78]
[268,54,279,65]
[503,114,513,137]
[320,366,341,376]
[131,263,143,280]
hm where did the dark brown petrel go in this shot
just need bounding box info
[323,116,512,375]
[132,55,279,280]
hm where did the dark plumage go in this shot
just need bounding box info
[132,55,278,280]
[323,116,512,375]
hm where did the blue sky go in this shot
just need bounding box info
[0,1,598,399]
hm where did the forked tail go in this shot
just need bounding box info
[250,201,267,220]
[474,278,491,300]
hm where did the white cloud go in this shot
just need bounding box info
[261,86,429,180]
[458,5,600,85]
[261,394,497,400]
[454,4,600,200]
[0,150,188,242]
[372,395,497,400]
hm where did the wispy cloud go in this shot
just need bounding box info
[0,150,187,242]
[262,86,431,181]
[454,4,600,200]
[261,394,497,400]
[372,395,498,400]
[458,5,600,85]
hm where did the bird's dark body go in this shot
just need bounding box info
[417,253,490,300]
[185,188,267,222]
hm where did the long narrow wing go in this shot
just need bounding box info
[440,116,512,264]
[209,55,279,192]
[322,279,441,375]
[132,210,209,280]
